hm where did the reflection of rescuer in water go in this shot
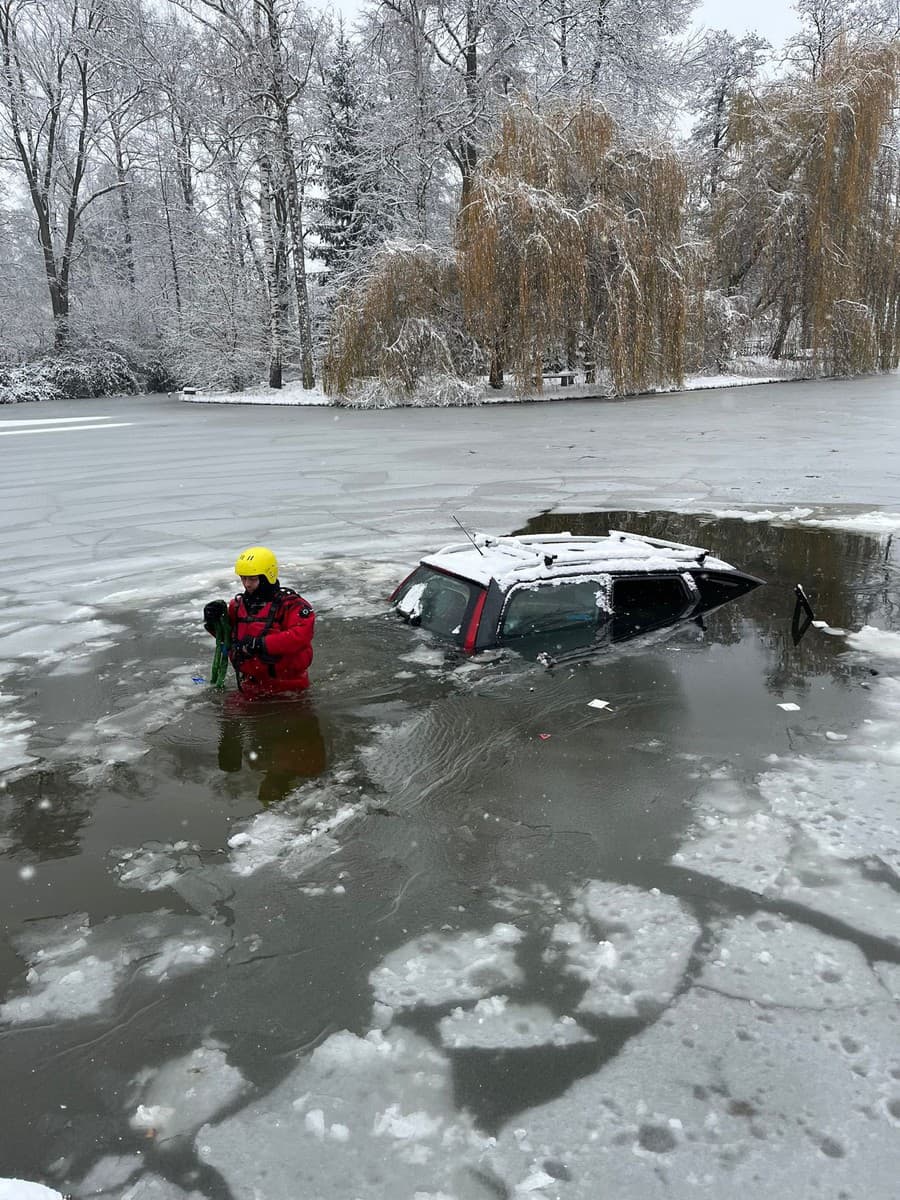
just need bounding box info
[203,545,315,696]
[216,701,327,806]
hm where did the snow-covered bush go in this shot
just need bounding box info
[323,242,478,396]
[693,289,750,373]
[170,340,264,393]
[335,372,484,409]
[0,352,138,403]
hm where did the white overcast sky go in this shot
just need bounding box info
[693,0,801,45]
[329,0,802,48]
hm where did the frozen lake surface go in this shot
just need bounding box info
[1,380,900,1198]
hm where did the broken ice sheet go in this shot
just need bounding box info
[0,912,229,1025]
[370,924,524,1010]
[700,914,886,1008]
[482,989,900,1199]
[129,1041,249,1144]
[196,1029,493,1199]
[438,996,594,1050]
[548,883,700,1019]
[0,1184,63,1200]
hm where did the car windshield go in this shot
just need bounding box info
[393,566,482,644]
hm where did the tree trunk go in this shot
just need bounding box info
[488,339,504,388]
[258,147,285,390]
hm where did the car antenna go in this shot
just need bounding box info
[452,514,485,556]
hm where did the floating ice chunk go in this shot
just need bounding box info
[439,997,593,1050]
[550,883,700,1019]
[705,507,815,523]
[702,915,885,1008]
[0,912,228,1025]
[196,1028,491,1198]
[120,1176,206,1199]
[370,924,524,1010]
[227,803,359,877]
[400,645,447,668]
[113,842,202,892]
[846,625,900,660]
[129,1042,248,1143]
[515,1170,557,1193]
[0,708,35,775]
[305,1109,326,1139]
[800,511,900,535]
[74,1154,143,1195]
[0,1182,63,1200]
[373,1104,443,1140]
[777,702,800,712]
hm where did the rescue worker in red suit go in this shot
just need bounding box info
[203,546,314,696]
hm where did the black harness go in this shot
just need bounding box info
[234,587,302,679]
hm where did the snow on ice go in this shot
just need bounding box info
[439,997,593,1050]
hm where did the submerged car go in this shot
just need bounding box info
[390,530,764,656]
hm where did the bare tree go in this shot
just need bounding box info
[0,0,124,348]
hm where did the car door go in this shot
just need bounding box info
[497,577,613,655]
[609,573,695,641]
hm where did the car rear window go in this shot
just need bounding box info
[392,566,483,644]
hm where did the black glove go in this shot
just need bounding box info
[203,599,228,633]
[239,635,266,656]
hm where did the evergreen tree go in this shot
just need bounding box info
[314,27,382,280]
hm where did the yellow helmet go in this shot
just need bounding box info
[234,545,278,584]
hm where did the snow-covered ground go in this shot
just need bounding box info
[2,378,900,1198]
[178,366,791,408]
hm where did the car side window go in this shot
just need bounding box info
[610,575,691,637]
[500,580,609,639]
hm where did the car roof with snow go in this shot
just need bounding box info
[420,530,736,589]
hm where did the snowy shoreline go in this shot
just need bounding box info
[179,369,795,409]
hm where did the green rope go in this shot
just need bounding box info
[210,613,232,689]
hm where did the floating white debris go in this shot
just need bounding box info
[777,702,800,711]
[587,699,610,710]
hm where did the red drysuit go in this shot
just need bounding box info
[228,588,315,694]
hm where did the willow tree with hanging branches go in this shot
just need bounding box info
[322,242,475,395]
[457,102,689,395]
[711,39,900,372]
